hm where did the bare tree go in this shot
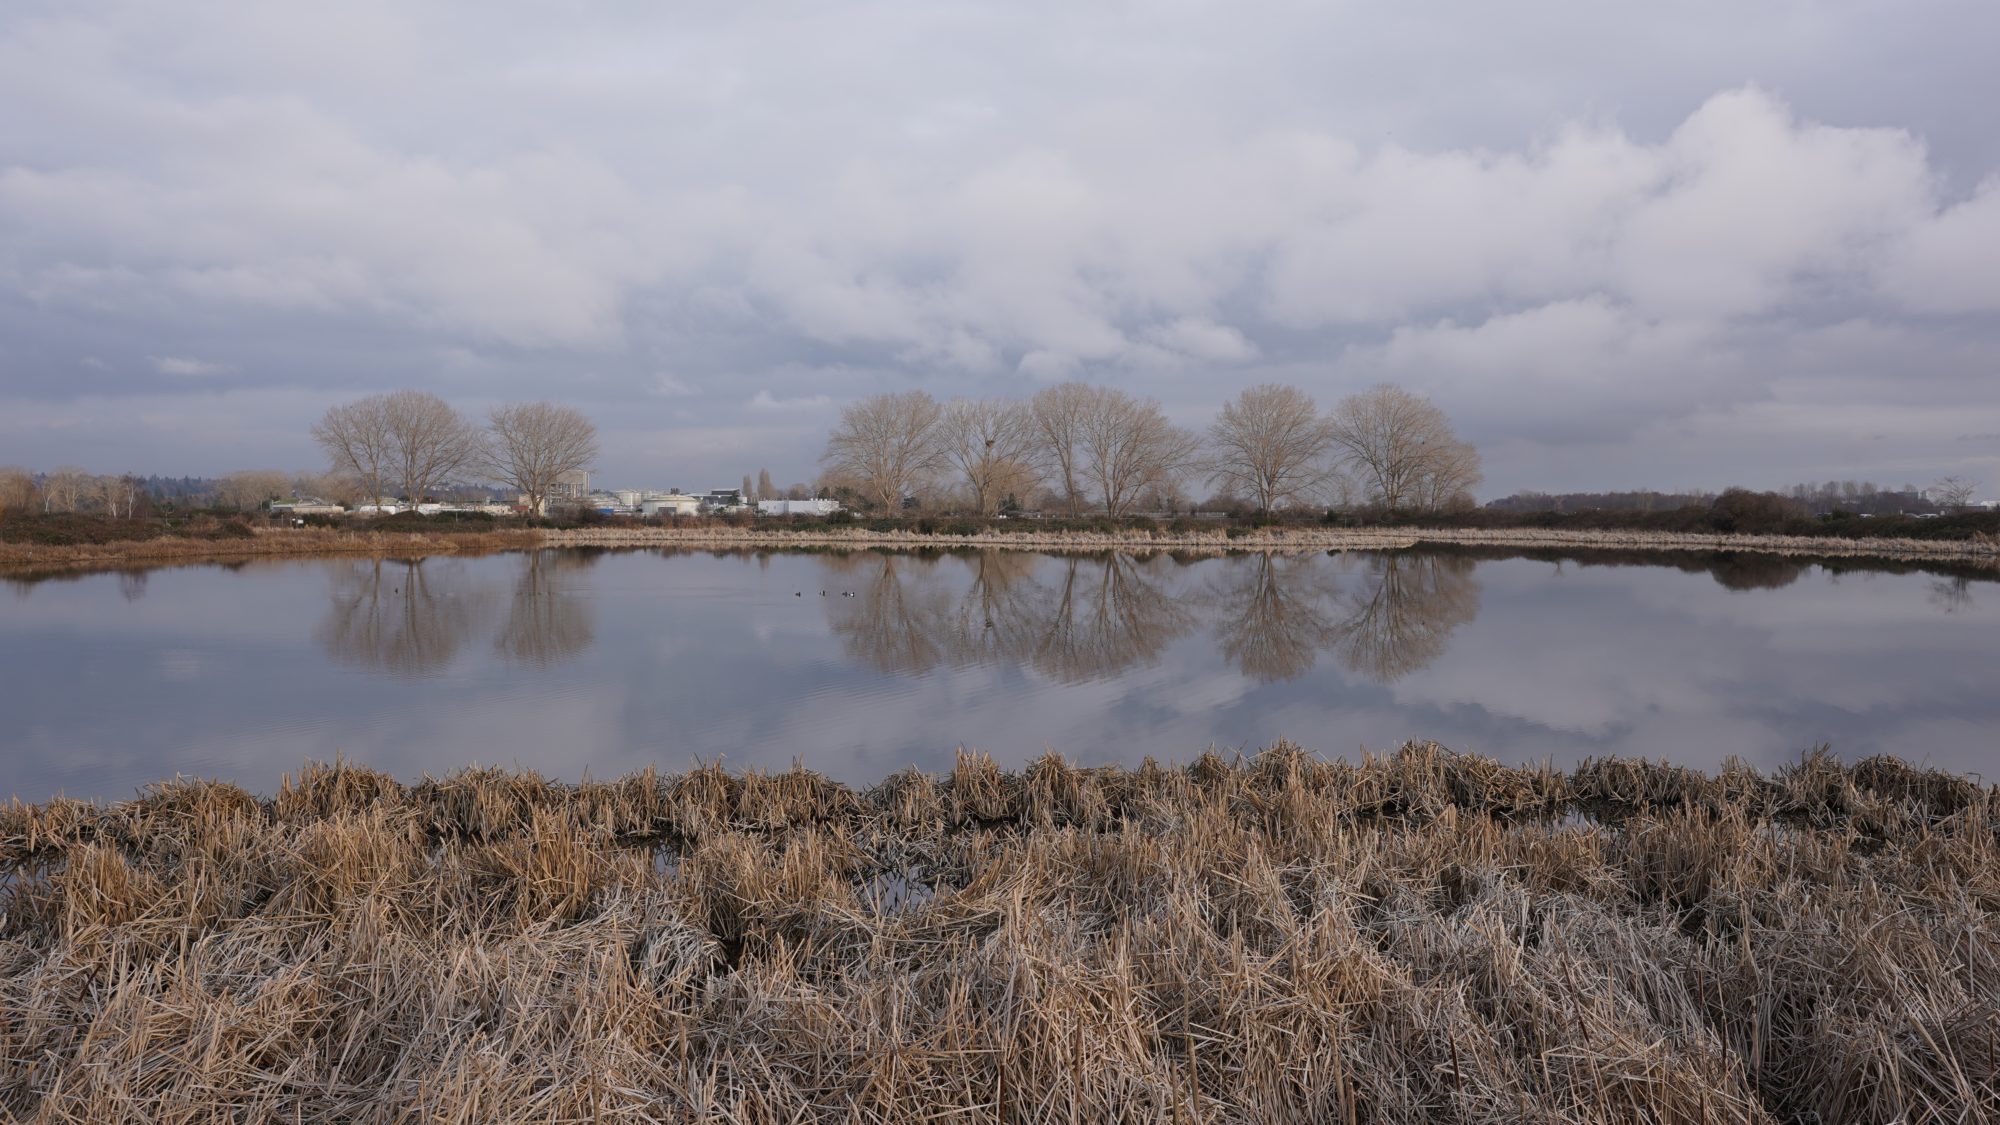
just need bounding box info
[96,474,144,519]
[742,473,756,501]
[940,398,1042,515]
[1028,383,1097,516]
[382,390,482,506]
[214,470,292,512]
[312,397,394,508]
[1929,476,1980,512]
[1077,388,1200,517]
[314,391,481,509]
[820,390,947,512]
[1326,384,1483,513]
[1410,437,1483,513]
[0,467,39,515]
[483,402,599,517]
[42,467,92,513]
[293,470,364,507]
[757,468,776,501]
[1207,384,1336,511]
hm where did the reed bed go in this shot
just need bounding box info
[1,743,1995,1123]
[0,526,540,573]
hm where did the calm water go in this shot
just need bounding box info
[2,547,1994,800]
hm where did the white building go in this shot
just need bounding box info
[757,498,842,517]
[642,494,703,516]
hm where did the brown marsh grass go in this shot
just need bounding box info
[1,743,1995,1123]
[0,525,539,575]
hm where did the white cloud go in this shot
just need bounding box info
[150,355,232,377]
[747,390,833,412]
[1880,177,2000,315]
[1151,318,1258,364]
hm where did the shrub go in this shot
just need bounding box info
[1706,489,1808,534]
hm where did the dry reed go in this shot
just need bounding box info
[1,744,1995,1123]
[0,526,540,574]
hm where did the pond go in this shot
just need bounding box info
[2,546,1994,800]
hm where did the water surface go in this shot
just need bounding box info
[2,547,1994,800]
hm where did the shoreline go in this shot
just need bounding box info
[3,520,1996,575]
[0,526,539,575]
[545,522,2000,562]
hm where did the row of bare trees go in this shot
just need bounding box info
[0,467,151,518]
[0,464,385,517]
[820,382,1482,515]
[312,391,598,515]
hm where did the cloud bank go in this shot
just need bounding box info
[2,1,1997,493]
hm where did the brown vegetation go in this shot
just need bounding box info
[2,745,1994,1122]
[0,524,539,574]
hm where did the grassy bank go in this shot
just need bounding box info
[3,745,1994,1122]
[7,512,1999,574]
[0,523,538,573]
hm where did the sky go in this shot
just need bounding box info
[3,0,1998,498]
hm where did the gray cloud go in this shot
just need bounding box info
[2,1,1998,493]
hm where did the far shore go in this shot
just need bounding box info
[538,522,2000,562]
[3,519,1997,575]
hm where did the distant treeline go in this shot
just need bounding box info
[1400,488,1998,540]
[1488,480,1971,518]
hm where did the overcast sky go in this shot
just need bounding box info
[3,1,1998,497]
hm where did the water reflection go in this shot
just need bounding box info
[1928,576,1975,614]
[826,553,954,675]
[497,549,599,666]
[1330,552,1482,683]
[826,551,1197,681]
[1028,554,1195,681]
[820,549,1475,686]
[1208,553,1340,682]
[315,557,494,676]
[5,545,1999,801]
[1707,554,1807,591]
[313,551,599,676]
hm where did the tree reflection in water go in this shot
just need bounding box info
[1030,553,1196,682]
[826,552,956,676]
[823,549,1481,684]
[1329,551,1482,683]
[316,552,598,676]
[1207,552,1341,682]
[315,557,494,676]
[497,549,600,666]
[825,550,1196,683]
